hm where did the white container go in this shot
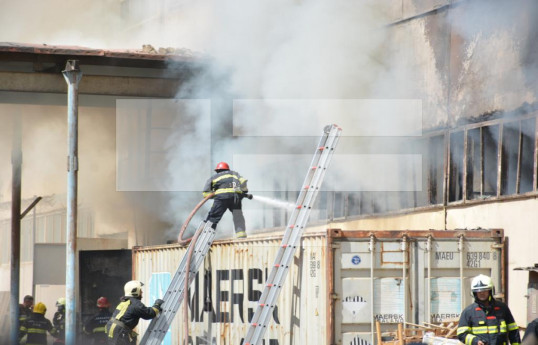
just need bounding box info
[134,229,503,345]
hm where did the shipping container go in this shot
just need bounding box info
[133,229,504,345]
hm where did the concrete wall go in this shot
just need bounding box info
[382,0,538,131]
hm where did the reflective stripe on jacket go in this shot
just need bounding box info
[19,313,53,345]
[83,308,112,342]
[105,297,159,339]
[202,170,248,198]
[457,299,521,345]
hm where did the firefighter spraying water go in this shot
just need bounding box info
[202,161,251,238]
[140,124,341,345]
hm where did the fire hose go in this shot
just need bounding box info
[176,192,214,345]
[177,193,214,245]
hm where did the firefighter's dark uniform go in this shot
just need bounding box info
[84,308,113,345]
[203,170,248,235]
[19,303,33,339]
[523,319,538,345]
[105,297,159,345]
[19,312,54,345]
[457,298,521,345]
[52,309,65,344]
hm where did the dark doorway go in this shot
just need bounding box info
[79,250,132,330]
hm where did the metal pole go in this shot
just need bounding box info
[10,115,22,345]
[20,196,42,220]
[62,60,82,345]
[21,196,42,302]
[32,205,37,300]
[369,234,375,343]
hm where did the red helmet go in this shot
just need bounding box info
[215,162,230,171]
[96,297,110,308]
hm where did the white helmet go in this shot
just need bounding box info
[124,280,144,298]
[471,274,494,294]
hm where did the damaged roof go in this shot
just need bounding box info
[0,42,200,69]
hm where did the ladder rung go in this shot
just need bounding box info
[242,124,342,345]
[139,221,216,345]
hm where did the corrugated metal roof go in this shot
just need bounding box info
[0,42,197,61]
[0,42,202,70]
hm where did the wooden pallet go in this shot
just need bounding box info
[375,320,459,345]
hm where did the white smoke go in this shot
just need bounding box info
[2,0,535,241]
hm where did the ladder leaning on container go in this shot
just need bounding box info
[243,124,342,345]
[139,124,342,345]
[139,220,216,345]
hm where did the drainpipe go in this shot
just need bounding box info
[369,234,375,339]
[426,235,432,323]
[10,115,22,345]
[458,234,465,311]
[401,235,408,327]
[62,60,82,345]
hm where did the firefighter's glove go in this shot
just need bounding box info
[153,299,164,312]
[244,193,253,200]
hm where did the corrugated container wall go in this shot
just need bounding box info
[134,229,504,345]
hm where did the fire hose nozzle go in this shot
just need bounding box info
[244,193,253,200]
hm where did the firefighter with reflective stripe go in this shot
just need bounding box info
[19,302,54,345]
[83,297,112,345]
[105,280,163,345]
[202,162,251,239]
[457,274,521,345]
[52,297,66,344]
[19,295,34,339]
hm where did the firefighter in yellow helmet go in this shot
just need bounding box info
[105,280,163,345]
[202,161,251,239]
[457,274,521,345]
[19,302,54,345]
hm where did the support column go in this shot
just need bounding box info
[62,60,82,345]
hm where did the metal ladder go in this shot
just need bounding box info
[243,124,342,345]
[139,220,216,345]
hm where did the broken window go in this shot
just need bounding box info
[466,125,499,200]
[405,134,445,207]
[331,191,346,219]
[347,192,361,216]
[500,118,536,195]
[359,191,375,215]
[448,131,464,202]
[427,135,445,205]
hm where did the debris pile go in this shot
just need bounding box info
[139,44,197,57]
[375,320,460,345]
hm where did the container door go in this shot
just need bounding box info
[334,232,503,345]
[334,237,413,345]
